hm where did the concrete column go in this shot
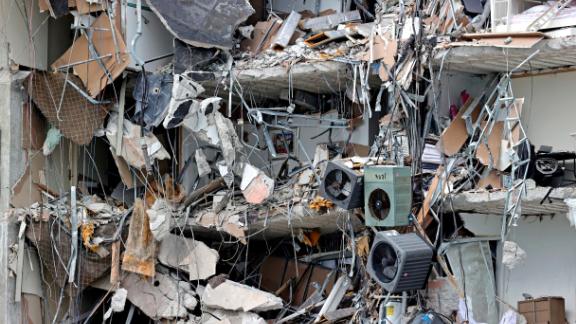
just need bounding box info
[0,74,23,324]
[0,10,23,321]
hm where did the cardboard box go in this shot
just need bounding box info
[518,297,565,324]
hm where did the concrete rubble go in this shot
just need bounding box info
[202,279,284,312]
[4,0,576,322]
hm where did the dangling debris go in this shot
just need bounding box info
[122,199,156,277]
[146,0,255,50]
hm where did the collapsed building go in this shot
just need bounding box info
[1,0,576,323]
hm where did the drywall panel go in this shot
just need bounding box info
[0,0,49,69]
[462,213,576,323]
[513,71,576,152]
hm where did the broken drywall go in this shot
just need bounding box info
[202,280,283,312]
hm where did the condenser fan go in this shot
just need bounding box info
[363,166,411,226]
[367,231,434,293]
[368,189,391,220]
[319,160,364,210]
[371,241,399,283]
[325,169,352,201]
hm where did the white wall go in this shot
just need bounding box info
[125,0,174,72]
[513,71,576,152]
[436,72,492,118]
[462,213,576,323]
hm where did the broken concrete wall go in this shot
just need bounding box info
[0,70,25,324]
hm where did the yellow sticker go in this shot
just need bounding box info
[386,306,395,316]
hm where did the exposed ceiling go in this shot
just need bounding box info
[447,186,576,216]
[432,36,576,74]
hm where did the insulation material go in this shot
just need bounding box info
[121,199,156,277]
[27,71,108,145]
[146,0,255,50]
[51,13,130,97]
[502,241,527,269]
[42,127,62,156]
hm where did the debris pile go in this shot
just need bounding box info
[5,0,576,322]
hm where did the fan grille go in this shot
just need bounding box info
[368,189,391,220]
[324,169,352,201]
[370,242,398,283]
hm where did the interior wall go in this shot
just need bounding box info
[436,72,492,118]
[124,0,174,72]
[513,71,576,152]
[0,0,49,70]
[180,110,357,194]
[462,213,576,323]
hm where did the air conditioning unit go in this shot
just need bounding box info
[364,165,412,227]
[367,231,434,293]
[319,160,364,210]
